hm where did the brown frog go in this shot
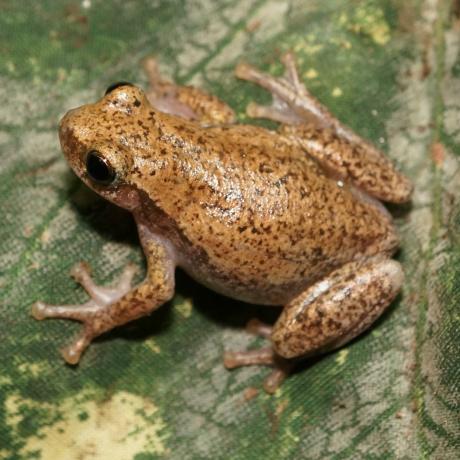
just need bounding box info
[32,53,412,393]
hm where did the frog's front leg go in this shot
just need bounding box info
[236,53,412,203]
[143,57,235,125]
[32,231,175,364]
[224,256,403,393]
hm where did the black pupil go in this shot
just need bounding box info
[86,152,115,184]
[105,81,134,95]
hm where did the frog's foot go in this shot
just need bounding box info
[31,262,137,364]
[235,52,339,129]
[225,257,403,394]
[143,56,235,124]
[223,319,294,394]
[143,56,198,120]
[236,53,413,203]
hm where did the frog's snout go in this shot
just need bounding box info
[58,108,77,148]
[58,106,88,171]
[59,108,77,133]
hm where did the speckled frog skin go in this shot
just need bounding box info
[33,54,412,393]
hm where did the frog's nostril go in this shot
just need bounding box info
[105,81,134,95]
[59,110,73,135]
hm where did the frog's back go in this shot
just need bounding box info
[141,121,398,305]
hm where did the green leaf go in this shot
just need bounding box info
[0,0,458,459]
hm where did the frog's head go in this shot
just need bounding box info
[59,83,153,211]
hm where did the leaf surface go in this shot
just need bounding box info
[0,1,459,459]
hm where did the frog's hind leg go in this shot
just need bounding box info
[224,256,404,394]
[271,257,403,361]
[235,52,329,128]
[223,319,294,394]
[235,53,413,203]
[143,56,235,125]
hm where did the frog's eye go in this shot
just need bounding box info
[85,151,116,185]
[105,81,134,95]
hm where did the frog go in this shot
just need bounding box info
[32,53,412,393]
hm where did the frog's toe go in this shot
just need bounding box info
[245,318,273,338]
[31,301,49,320]
[60,328,94,365]
[235,52,300,91]
[223,318,273,367]
[223,318,295,393]
[263,366,292,394]
[236,52,331,127]
[235,56,309,124]
[70,262,137,305]
[280,51,303,88]
[31,300,97,322]
[246,101,303,124]
[223,347,275,368]
[223,347,293,394]
[32,265,137,336]
[32,264,143,363]
[31,299,112,364]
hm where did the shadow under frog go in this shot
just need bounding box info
[32,54,412,393]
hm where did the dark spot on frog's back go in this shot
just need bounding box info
[133,99,141,107]
[259,163,274,173]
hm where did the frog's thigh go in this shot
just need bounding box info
[143,56,235,125]
[236,53,412,203]
[272,257,404,359]
[281,123,413,203]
